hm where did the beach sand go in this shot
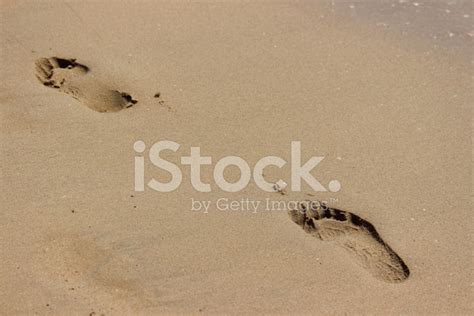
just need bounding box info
[1,0,472,314]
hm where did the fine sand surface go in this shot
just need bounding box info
[1,0,472,314]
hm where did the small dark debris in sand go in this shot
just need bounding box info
[71,209,75,214]
[154,92,161,98]
[272,184,287,195]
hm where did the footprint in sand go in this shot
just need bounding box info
[288,201,410,283]
[35,57,137,113]
[35,232,155,309]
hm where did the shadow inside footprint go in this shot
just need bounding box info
[53,58,90,72]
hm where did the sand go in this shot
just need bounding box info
[1,0,472,314]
